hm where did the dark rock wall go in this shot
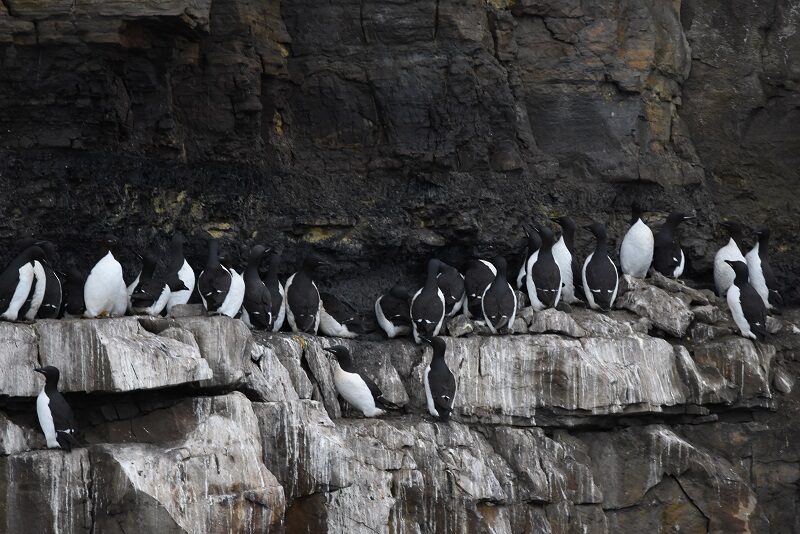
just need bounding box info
[0,0,798,305]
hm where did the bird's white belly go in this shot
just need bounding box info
[620,221,654,278]
[334,368,381,417]
[84,253,126,318]
[3,264,34,320]
[36,391,60,448]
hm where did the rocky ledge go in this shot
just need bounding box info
[1,276,799,533]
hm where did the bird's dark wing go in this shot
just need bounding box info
[532,260,561,307]
[287,276,319,332]
[131,279,165,305]
[428,365,456,415]
[49,392,77,432]
[381,294,411,323]
[761,262,783,308]
[358,372,398,409]
[320,292,358,324]
[741,285,768,340]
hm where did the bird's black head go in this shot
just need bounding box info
[323,345,352,368]
[550,216,576,232]
[523,225,541,251]
[34,365,60,386]
[724,259,749,279]
[492,256,508,276]
[584,222,607,238]
[666,212,694,226]
[720,221,745,242]
[249,245,269,260]
[535,224,555,247]
[630,203,644,221]
[166,273,190,292]
[754,227,771,242]
[422,336,447,358]
[219,253,234,270]
[23,246,47,264]
[389,285,411,301]
[101,236,120,252]
[302,254,328,272]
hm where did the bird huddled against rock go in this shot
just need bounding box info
[324,345,397,417]
[285,254,326,334]
[35,366,78,451]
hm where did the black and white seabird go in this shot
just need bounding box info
[15,239,47,321]
[437,262,465,317]
[324,345,395,417]
[714,221,747,297]
[84,237,128,318]
[746,228,783,312]
[319,292,362,338]
[198,239,232,315]
[242,245,273,329]
[0,245,47,321]
[34,366,78,451]
[36,241,62,319]
[550,216,580,304]
[165,234,195,314]
[285,254,326,334]
[725,260,767,341]
[463,258,496,322]
[526,225,562,311]
[219,253,245,318]
[619,204,653,279]
[129,249,176,316]
[61,268,86,318]
[375,285,412,338]
[481,257,518,334]
[653,212,694,278]
[261,249,286,332]
[517,226,541,291]
[410,259,445,344]
[582,222,619,312]
[422,336,456,422]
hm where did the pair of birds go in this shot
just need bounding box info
[324,336,456,422]
[0,240,69,321]
[619,208,695,280]
[81,236,195,318]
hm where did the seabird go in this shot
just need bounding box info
[713,221,747,297]
[619,204,653,278]
[653,212,694,278]
[375,285,412,338]
[481,257,517,334]
[285,254,326,334]
[745,228,783,312]
[581,222,619,312]
[410,259,445,344]
[83,237,128,318]
[725,260,767,341]
[34,366,78,451]
[422,336,457,422]
[324,345,395,417]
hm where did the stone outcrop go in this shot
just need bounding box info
[1,274,799,532]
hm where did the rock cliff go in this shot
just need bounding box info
[0,0,798,306]
[1,276,799,533]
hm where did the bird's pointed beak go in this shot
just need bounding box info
[420,336,432,344]
[322,347,334,355]
[34,368,45,375]
[684,215,696,220]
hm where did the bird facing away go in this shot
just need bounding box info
[324,345,393,417]
[463,259,496,322]
[745,228,783,312]
[526,224,562,311]
[481,257,517,334]
[242,245,273,329]
[375,285,412,338]
[35,366,78,451]
[285,254,326,334]
[422,336,457,422]
[410,259,445,344]
[198,239,232,315]
[582,222,619,312]
[653,212,694,278]
[725,260,767,341]
[437,262,465,317]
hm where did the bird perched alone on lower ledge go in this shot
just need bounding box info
[324,345,398,417]
[34,366,79,451]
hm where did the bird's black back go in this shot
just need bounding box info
[428,357,456,421]
[380,293,411,325]
[37,267,62,319]
[531,251,561,307]
[464,260,494,318]
[287,272,319,333]
[586,254,618,310]
[199,265,231,312]
[437,267,465,315]
[740,284,767,340]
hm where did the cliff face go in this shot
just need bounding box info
[1,276,799,533]
[0,0,798,306]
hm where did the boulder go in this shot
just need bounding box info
[616,281,694,337]
[527,308,587,338]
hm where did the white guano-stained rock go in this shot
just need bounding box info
[34,317,213,395]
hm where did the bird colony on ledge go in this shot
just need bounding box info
[0,207,785,451]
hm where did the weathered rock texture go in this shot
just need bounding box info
[1,274,800,533]
[0,0,798,307]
